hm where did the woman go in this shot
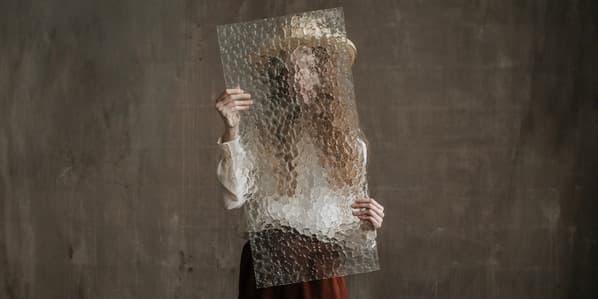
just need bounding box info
[215,34,384,299]
[214,86,385,299]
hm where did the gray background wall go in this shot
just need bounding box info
[1,0,597,298]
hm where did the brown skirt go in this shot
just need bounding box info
[238,240,348,299]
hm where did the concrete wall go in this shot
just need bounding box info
[1,0,596,298]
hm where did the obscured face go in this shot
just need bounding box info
[290,45,322,104]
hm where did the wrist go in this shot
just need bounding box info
[221,126,239,142]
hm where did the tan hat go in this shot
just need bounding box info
[249,14,357,66]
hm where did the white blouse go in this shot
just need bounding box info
[216,136,251,210]
[216,135,369,210]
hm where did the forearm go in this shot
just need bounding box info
[220,126,239,143]
[216,127,250,210]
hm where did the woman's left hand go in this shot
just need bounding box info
[351,197,385,229]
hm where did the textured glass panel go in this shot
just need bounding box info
[217,7,379,288]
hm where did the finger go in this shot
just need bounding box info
[216,90,228,102]
[353,198,374,205]
[355,197,382,208]
[220,94,251,105]
[356,207,385,219]
[359,215,381,229]
[369,198,384,211]
[369,204,384,218]
[354,197,375,204]
[221,93,251,105]
[234,100,254,106]
[351,202,380,212]
[216,88,245,102]
[358,209,383,224]
[223,100,237,109]
[354,197,384,212]
[351,202,384,217]
[224,87,245,96]
[215,101,233,112]
[367,215,382,229]
[233,105,251,111]
[230,93,251,100]
[351,205,384,221]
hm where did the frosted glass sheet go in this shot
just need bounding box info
[217,7,379,288]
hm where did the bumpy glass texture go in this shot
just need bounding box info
[217,7,379,288]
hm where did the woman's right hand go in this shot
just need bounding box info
[215,87,253,142]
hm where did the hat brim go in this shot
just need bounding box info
[249,35,357,66]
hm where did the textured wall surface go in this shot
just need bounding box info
[1,1,596,299]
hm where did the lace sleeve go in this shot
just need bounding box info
[356,135,370,197]
[216,136,251,210]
